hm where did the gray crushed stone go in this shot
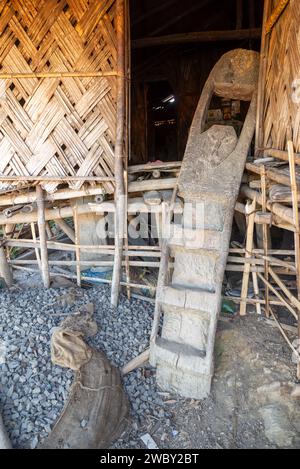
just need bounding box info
[0,285,169,449]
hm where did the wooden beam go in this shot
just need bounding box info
[132,28,262,49]
[148,0,212,37]
[111,0,126,307]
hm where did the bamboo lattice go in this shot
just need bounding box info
[0,0,119,194]
[262,0,300,152]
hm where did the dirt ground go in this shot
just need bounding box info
[117,314,300,449]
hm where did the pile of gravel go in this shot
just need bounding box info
[0,285,169,449]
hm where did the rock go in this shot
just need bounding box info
[291,385,300,399]
[259,405,296,447]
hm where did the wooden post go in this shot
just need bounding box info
[255,0,271,155]
[0,245,13,287]
[73,205,81,288]
[261,165,270,317]
[111,0,126,307]
[36,185,50,288]
[31,222,42,271]
[240,198,257,316]
[288,141,300,379]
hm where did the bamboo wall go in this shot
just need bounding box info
[0,0,127,194]
[258,0,300,153]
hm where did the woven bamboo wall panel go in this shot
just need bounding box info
[0,0,119,193]
[263,0,300,152]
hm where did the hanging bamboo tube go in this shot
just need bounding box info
[111,0,126,307]
[36,186,50,288]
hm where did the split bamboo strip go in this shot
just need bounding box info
[0,72,118,79]
[257,272,298,321]
[269,307,299,359]
[11,265,156,293]
[265,0,290,34]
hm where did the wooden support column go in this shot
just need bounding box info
[255,0,271,155]
[240,198,257,316]
[111,0,126,307]
[288,141,300,379]
[73,205,81,288]
[36,185,50,288]
[261,166,270,317]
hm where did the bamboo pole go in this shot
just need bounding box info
[255,0,271,155]
[0,71,119,79]
[111,0,126,307]
[56,218,76,244]
[246,162,300,188]
[0,186,108,207]
[0,175,114,182]
[124,0,131,301]
[31,222,42,271]
[73,205,81,288]
[288,140,300,378]
[240,198,257,316]
[11,264,157,292]
[257,273,298,320]
[261,166,270,317]
[36,186,50,288]
[269,307,299,360]
[122,349,150,375]
[265,148,300,165]
[240,184,295,227]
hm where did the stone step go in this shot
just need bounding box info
[152,337,212,377]
[181,194,230,231]
[172,250,219,291]
[168,225,223,251]
[162,307,210,352]
[156,362,212,400]
[157,285,218,315]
